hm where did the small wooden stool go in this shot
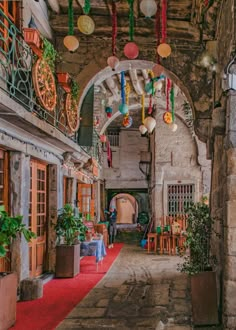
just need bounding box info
[159,234,171,254]
[147,233,158,253]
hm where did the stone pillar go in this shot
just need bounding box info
[9,152,30,282]
[94,180,100,222]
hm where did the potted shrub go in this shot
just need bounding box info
[0,205,36,330]
[57,72,72,93]
[177,199,219,326]
[23,28,43,58]
[55,204,87,278]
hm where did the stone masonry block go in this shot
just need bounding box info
[224,227,236,255]
[226,200,236,227]
[226,175,236,201]
[224,280,236,315]
[224,256,236,281]
[226,149,236,175]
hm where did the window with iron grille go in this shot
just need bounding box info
[107,130,119,147]
[167,183,195,216]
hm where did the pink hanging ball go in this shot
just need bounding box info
[124,42,139,59]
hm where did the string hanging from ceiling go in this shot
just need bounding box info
[63,0,79,52]
[169,84,178,131]
[157,0,171,59]
[119,71,128,115]
[123,83,133,128]
[77,0,95,35]
[163,78,173,124]
[139,94,148,135]
[107,1,119,70]
[124,0,139,59]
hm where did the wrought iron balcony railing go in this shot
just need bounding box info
[0,9,76,140]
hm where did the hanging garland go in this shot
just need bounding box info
[163,78,172,124]
[170,85,175,122]
[141,94,145,124]
[125,82,130,105]
[83,0,91,15]
[68,0,74,35]
[124,0,139,59]
[112,1,117,56]
[161,0,167,43]
[128,0,134,41]
[121,71,126,105]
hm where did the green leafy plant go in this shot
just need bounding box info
[0,205,36,258]
[71,80,80,101]
[177,199,218,275]
[42,37,58,72]
[55,204,87,246]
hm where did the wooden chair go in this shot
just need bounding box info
[147,233,158,253]
[159,234,171,254]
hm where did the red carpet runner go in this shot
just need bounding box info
[12,243,123,330]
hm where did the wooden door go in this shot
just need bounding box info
[29,160,47,278]
[78,184,94,220]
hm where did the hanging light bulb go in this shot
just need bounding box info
[107,56,120,71]
[140,0,157,17]
[144,116,156,133]
[63,35,79,52]
[169,122,178,132]
[139,124,147,135]
[157,43,172,58]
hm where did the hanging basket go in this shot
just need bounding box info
[23,28,42,58]
[57,72,71,93]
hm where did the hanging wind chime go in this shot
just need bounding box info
[107,1,120,71]
[77,0,95,35]
[157,0,171,59]
[122,83,133,128]
[124,0,139,59]
[119,71,129,115]
[63,0,79,52]
[163,78,173,124]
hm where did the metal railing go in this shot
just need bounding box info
[0,9,76,141]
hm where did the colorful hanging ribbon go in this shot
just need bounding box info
[128,0,134,41]
[83,0,91,15]
[148,95,153,115]
[112,1,117,56]
[166,78,171,112]
[141,94,145,124]
[68,0,74,36]
[161,0,167,43]
[125,83,130,105]
[121,71,126,105]
[170,85,175,122]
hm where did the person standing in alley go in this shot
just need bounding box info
[108,207,117,248]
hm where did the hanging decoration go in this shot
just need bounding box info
[107,1,120,71]
[157,0,171,59]
[100,134,107,143]
[144,116,156,133]
[105,106,113,118]
[119,71,129,115]
[163,78,173,124]
[63,0,79,52]
[124,0,139,59]
[140,0,157,18]
[122,83,133,128]
[139,93,147,134]
[169,85,178,131]
[77,0,95,35]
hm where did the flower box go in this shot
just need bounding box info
[57,72,71,93]
[23,28,42,58]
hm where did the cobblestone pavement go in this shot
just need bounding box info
[56,244,194,330]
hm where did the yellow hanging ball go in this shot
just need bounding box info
[77,15,95,35]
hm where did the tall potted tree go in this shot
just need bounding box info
[55,204,87,278]
[0,205,36,330]
[177,199,219,326]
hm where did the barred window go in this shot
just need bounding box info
[107,130,119,147]
[167,184,194,216]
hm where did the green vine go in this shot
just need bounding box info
[71,80,80,101]
[182,101,194,136]
[42,37,58,72]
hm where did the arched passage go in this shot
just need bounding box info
[109,193,138,225]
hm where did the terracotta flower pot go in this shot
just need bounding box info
[23,28,42,58]
[57,72,71,93]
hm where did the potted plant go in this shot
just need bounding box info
[55,204,87,278]
[57,72,72,93]
[177,199,219,326]
[0,205,36,330]
[23,28,43,58]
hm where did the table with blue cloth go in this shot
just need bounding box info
[80,239,106,269]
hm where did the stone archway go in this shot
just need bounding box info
[109,193,138,225]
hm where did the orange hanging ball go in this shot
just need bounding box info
[157,43,172,59]
[124,42,139,59]
[163,111,173,124]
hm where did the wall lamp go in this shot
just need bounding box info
[222,54,236,91]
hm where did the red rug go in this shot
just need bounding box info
[12,243,123,330]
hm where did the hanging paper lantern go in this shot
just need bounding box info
[77,15,95,35]
[144,116,156,133]
[124,42,139,59]
[152,64,164,77]
[139,124,147,135]
[157,43,172,58]
[123,115,133,128]
[100,135,107,143]
[119,104,129,115]
[169,123,178,132]
[63,35,79,52]
[163,111,173,124]
[105,106,113,118]
[107,56,119,71]
[140,0,157,17]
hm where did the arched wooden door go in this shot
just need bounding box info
[29,160,47,278]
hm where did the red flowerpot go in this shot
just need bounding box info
[57,72,71,93]
[23,28,42,58]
